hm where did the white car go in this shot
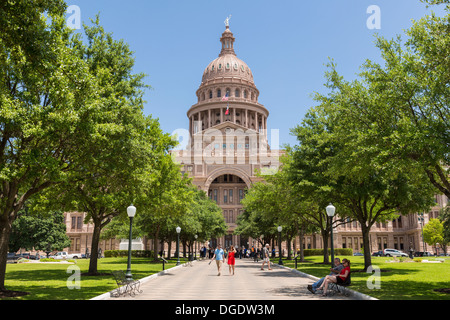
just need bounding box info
[51,251,80,260]
[383,248,408,257]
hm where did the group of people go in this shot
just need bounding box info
[307,257,351,296]
[210,243,273,276]
[209,244,351,297]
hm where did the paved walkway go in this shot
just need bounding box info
[101,258,355,300]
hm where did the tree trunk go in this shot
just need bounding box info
[361,224,372,271]
[0,215,12,291]
[299,225,305,262]
[152,226,160,262]
[322,230,330,264]
[88,222,101,275]
[287,238,292,260]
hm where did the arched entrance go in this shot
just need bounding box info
[207,173,249,249]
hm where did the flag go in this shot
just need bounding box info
[222,92,229,102]
[222,92,230,115]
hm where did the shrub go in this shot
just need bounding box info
[302,248,353,256]
[40,258,59,262]
[104,250,154,258]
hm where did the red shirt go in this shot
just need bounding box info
[338,266,350,281]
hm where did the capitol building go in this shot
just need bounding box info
[62,22,448,257]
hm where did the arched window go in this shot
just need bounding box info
[217,89,221,98]
[244,90,248,99]
[235,89,240,97]
[209,90,213,99]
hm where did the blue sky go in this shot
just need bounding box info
[69,0,445,148]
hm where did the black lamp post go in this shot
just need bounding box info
[326,203,336,268]
[176,226,181,266]
[277,226,283,265]
[418,213,426,253]
[125,205,136,281]
[194,235,198,260]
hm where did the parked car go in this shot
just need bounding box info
[50,251,81,260]
[383,248,408,257]
[372,251,384,257]
[353,252,363,256]
[17,252,31,259]
[7,253,19,261]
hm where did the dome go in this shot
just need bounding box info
[201,55,254,85]
[199,26,256,88]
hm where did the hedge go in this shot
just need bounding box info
[300,248,353,256]
[104,250,154,258]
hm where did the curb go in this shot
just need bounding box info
[90,260,198,300]
[274,263,378,300]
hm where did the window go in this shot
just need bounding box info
[217,89,221,98]
[224,189,228,203]
[239,189,244,202]
[229,189,233,204]
[209,90,212,99]
[77,216,83,230]
[235,89,240,97]
[213,189,218,202]
[244,90,248,99]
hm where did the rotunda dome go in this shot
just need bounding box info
[201,55,254,85]
[199,26,255,88]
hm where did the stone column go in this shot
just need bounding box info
[245,109,248,128]
[208,109,211,128]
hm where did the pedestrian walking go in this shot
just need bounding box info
[227,245,236,275]
[261,244,272,270]
[211,244,225,276]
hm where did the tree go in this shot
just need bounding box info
[360,1,450,199]
[423,218,444,254]
[290,67,436,269]
[0,1,100,291]
[32,16,174,275]
[439,205,450,253]
[134,154,194,261]
[9,209,70,254]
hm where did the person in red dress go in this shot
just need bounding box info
[227,245,236,275]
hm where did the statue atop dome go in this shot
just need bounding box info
[224,15,232,27]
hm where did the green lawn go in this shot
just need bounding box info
[279,255,450,300]
[3,257,185,300]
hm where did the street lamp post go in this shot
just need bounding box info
[418,213,426,253]
[277,226,283,265]
[176,226,181,266]
[326,203,336,268]
[194,235,198,260]
[125,205,136,281]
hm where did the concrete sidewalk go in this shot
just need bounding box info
[95,258,368,300]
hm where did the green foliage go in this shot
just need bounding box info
[423,218,444,248]
[104,250,154,258]
[9,209,70,253]
[301,248,353,257]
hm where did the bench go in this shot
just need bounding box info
[111,270,142,297]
